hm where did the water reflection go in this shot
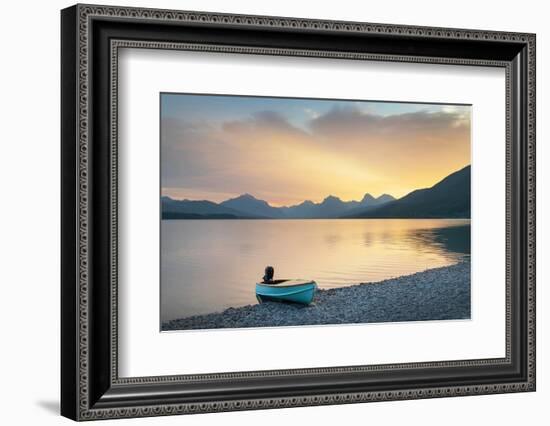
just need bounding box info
[403,224,471,257]
[161,219,470,321]
[432,225,471,255]
[324,233,342,247]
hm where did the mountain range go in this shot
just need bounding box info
[162,192,395,219]
[345,165,471,218]
[161,197,265,219]
[162,165,470,219]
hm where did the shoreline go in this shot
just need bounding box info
[162,261,470,331]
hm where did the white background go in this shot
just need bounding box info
[0,0,547,425]
[119,49,505,377]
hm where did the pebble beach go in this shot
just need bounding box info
[162,261,470,331]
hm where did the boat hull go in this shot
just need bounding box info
[255,280,317,305]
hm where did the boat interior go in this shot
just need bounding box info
[261,279,290,285]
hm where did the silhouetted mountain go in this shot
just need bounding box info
[282,196,348,218]
[343,193,396,216]
[163,212,248,220]
[279,200,318,218]
[220,193,285,218]
[163,185,439,220]
[316,195,349,217]
[162,197,261,219]
[279,193,394,218]
[347,166,471,218]
[161,169,468,220]
[359,193,376,205]
[376,194,395,205]
[162,193,399,220]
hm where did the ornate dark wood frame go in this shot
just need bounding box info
[61,3,536,421]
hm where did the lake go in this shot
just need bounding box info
[161,219,470,322]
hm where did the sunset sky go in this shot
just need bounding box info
[161,94,471,207]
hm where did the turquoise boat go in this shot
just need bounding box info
[256,279,317,305]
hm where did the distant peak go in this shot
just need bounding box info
[221,193,273,207]
[240,193,256,199]
[323,195,341,202]
[377,193,395,201]
[224,193,260,202]
[319,195,344,208]
[361,193,375,202]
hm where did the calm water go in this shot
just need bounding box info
[161,219,470,322]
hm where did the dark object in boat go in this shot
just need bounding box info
[263,266,274,283]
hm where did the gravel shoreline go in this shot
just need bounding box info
[162,261,470,331]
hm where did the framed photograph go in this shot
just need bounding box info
[61,4,536,421]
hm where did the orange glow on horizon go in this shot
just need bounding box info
[161,100,471,206]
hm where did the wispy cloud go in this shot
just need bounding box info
[303,108,321,120]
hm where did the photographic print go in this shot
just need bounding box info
[160,93,471,331]
[61,7,536,418]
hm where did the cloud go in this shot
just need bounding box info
[161,104,471,203]
[222,110,307,140]
[309,106,469,141]
[303,108,321,120]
